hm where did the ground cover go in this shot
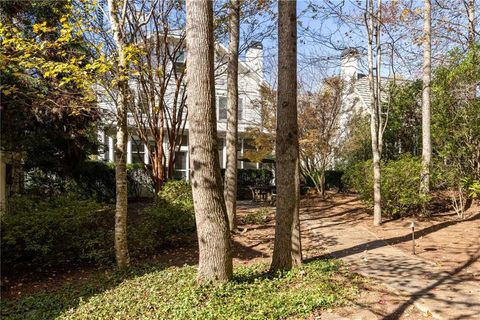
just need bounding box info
[1,260,360,320]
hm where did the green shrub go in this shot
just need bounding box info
[221,168,274,187]
[130,180,196,255]
[242,207,269,224]
[157,179,193,212]
[342,160,372,197]
[343,155,429,218]
[325,170,344,190]
[130,203,196,255]
[71,161,116,202]
[305,170,345,191]
[1,194,114,269]
[25,161,154,203]
[2,184,197,270]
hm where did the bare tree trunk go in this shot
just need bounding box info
[271,0,302,272]
[224,0,240,232]
[186,0,232,283]
[320,169,326,198]
[467,0,476,48]
[366,0,382,226]
[107,0,130,269]
[420,0,432,196]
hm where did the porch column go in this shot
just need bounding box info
[222,138,227,169]
[144,144,149,165]
[185,147,190,180]
[108,136,114,162]
[98,130,105,160]
[127,139,132,164]
[240,138,244,169]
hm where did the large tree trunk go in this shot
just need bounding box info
[420,0,432,196]
[108,0,130,269]
[271,0,302,272]
[224,0,240,232]
[185,0,233,283]
[367,0,382,226]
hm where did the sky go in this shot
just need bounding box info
[259,0,373,91]
[257,0,479,91]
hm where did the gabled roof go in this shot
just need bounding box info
[352,75,410,110]
[143,32,267,87]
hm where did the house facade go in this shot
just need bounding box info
[97,41,267,180]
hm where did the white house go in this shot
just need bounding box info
[97,40,267,180]
[339,48,409,135]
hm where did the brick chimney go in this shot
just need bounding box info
[340,47,359,82]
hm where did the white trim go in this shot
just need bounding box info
[127,139,132,164]
[222,139,227,169]
[98,130,105,160]
[185,147,190,180]
[144,144,149,164]
[240,138,244,169]
[108,137,114,162]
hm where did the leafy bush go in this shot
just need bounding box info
[305,170,344,191]
[343,155,429,218]
[158,179,193,212]
[130,180,196,255]
[71,161,116,202]
[2,183,196,270]
[1,194,114,269]
[221,168,274,187]
[241,207,269,224]
[220,169,274,200]
[130,204,196,255]
[0,260,360,320]
[73,161,154,201]
[431,46,480,185]
[25,161,154,203]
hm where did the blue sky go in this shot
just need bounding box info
[259,0,370,91]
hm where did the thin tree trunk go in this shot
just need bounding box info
[185,0,232,283]
[467,0,476,48]
[366,0,382,226]
[224,0,240,232]
[271,0,302,272]
[420,0,431,196]
[151,150,165,193]
[320,169,326,198]
[107,0,130,269]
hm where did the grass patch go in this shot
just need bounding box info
[1,260,360,320]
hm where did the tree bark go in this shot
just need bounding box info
[420,0,431,196]
[271,0,302,272]
[366,0,382,226]
[467,0,476,48]
[107,0,130,269]
[186,0,233,283]
[224,0,240,232]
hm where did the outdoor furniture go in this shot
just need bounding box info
[249,185,275,203]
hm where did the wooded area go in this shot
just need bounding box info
[0,0,478,319]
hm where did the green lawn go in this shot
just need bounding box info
[1,260,361,320]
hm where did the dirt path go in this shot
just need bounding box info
[302,194,480,320]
